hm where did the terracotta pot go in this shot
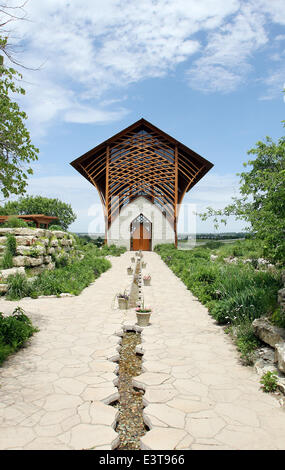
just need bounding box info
[136,311,151,327]
[118,297,128,310]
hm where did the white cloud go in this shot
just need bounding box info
[64,105,129,124]
[187,2,268,92]
[259,68,285,101]
[2,0,285,135]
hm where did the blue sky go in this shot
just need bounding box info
[3,0,285,233]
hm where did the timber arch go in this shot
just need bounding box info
[70,118,213,249]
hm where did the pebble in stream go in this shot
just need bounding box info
[114,331,147,450]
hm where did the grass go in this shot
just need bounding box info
[5,243,126,300]
[1,234,17,269]
[0,307,37,365]
[155,240,282,364]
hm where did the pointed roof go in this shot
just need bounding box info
[70,118,213,192]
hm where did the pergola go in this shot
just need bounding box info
[0,214,58,229]
[70,118,213,246]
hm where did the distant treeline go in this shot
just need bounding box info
[179,233,249,241]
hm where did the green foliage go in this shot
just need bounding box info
[1,216,29,228]
[156,241,282,362]
[76,235,105,248]
[55,255,69,268]
[0,307,37,364]
[1,195,77,230]
[6,234,17,256]
[200,129,285,264]
[260,371,278,393]
[6,246,112,299]
[6,274,30,300]
[1,234,17,269]
[0,42,39,199]
[271,307,285,328]
[233,321,261,365]
[49,225,66,231]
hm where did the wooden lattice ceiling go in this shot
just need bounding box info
[70,118,213,244]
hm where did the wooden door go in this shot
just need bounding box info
[131,214,152,251]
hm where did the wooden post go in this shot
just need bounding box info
[105,145,110,245]
[174,145,178,248]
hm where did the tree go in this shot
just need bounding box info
[200,127,285,264]
[0,38,39,199]
[0,195,77,230]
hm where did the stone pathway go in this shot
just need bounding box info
[0,254,132,450]
[134,252,285,450]
[1,251,285,450]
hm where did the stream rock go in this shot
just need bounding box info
[275,343,285,374]
[252,318,285,348]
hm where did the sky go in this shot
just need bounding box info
[2,0,285,234]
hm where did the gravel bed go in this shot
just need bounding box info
[114,331,147,450]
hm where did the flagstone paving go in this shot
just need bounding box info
[0,251,285,450]
[134,252,285,450]
[0,254,131,450]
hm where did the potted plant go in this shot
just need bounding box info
[131,256,135,263]
[127,266,133,275]
[143,274,151,286]
[135,302,152,327]
[117,291,129,310]
[142,261,147,268]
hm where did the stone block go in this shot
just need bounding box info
[60,239,72,246]
[275,343,285,374]
[46,262,55,271]
[0,284,9,294]
[15,236,37,246]
[252,318,285,348]
[16,245,46,256]
[12,256,27,267]
[0,228,47,237]
[13,256,44,267]
[0,267,25,280]
[0,236,7,245]
[51,231,66,239]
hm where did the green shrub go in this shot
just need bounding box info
[234,321,261,365]
[6,234,17,255]
[1,250,13,269]
[271,307,285,328]
[27,253,111,297]
[1,234,17,269]
[49,225,66,231]
[204,241,223,250]
[0,307,37,364]
[6,274,31,300]
[55,255,69,268]
[260,371,278,393]
[1,216,29,228]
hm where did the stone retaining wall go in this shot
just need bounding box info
[0,228,77,277]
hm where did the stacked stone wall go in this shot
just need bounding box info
[0,228,76,277]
